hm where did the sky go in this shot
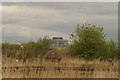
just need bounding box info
[2,2,118,44]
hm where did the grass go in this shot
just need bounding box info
[2,57,118,78]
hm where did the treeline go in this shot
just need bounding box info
[1,23,119,60]
[2,37,52,60]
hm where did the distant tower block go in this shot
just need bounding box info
[51,37,68,47]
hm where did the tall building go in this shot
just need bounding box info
[51,37,68,47]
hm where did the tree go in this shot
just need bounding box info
[22,36,52,59]
[107,39,118,59]
[70,23,108,60]
[35,36,52,58]
[2,41,21,58]
[2,36,52,59]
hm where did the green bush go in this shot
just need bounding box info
[70,23,118,60]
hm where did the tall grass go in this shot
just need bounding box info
[2,57,118,78]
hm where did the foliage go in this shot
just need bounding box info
[0,43,1,50]
[2,23,118,60]
[70,23,118,60]
[107,39,118,59]
[2,42,21,58]
[2,36,52,59]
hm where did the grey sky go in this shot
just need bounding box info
[0,3,2,44]
[2,2,118,43]
[2,0,119,2]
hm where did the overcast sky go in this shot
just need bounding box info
[2,2,118,44]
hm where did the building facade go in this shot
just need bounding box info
[51,37,68,47]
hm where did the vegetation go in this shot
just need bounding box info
[70,23,118,60]
[0,43,1,50]
[2,23,118,60]
[2,57,118,78]
[2,23,119,78]
[2,36,52,59]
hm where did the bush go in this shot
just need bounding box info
[70,23,118,60]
